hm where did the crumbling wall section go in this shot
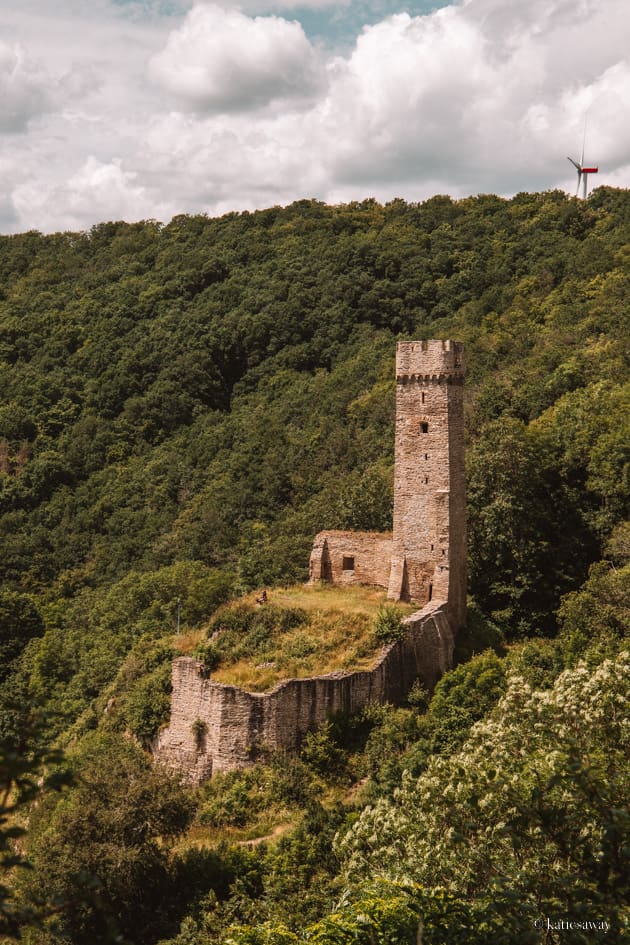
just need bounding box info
[308,530,393,588]
[154,599,455,783]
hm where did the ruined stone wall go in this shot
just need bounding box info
[308,530,393,588]
[154,599,455,783]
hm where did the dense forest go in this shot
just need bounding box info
[0,189,628,944]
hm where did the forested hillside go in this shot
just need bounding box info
[0,189,628,944]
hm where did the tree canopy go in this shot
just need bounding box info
[0,189,628,943]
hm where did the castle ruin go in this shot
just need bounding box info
[309,340,466,627]
[154,340,466,782]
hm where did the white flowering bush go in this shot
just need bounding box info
[336,653,630,941]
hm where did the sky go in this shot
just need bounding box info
[0,0,628,233]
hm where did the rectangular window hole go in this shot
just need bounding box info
[342,556,355,571]
[428,583,433,602]
[425,477,429,484]
[420,422,429,434]
[421,392,425,404]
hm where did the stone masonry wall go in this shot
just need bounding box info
[308,530,393,589]
[154,598,455,783]
[388,340,466,616]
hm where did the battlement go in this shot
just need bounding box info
[396,340,464,380]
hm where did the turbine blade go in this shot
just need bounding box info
[567,156,581,171]
[576,170,582,197]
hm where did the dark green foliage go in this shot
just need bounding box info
[0,705,69,939]
[1,191,629,943]
[24,733,194,945]
[0,591,43,681]
[466,416,594,638]
[299,722,349,779]
[121,659,173,743]
[454,599,504,664]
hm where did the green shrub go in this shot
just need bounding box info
[454,598,505,664]
[300,722,348,779]
[428,650,507,754]
[193,641,222,670]
[207,605,309,667]
[372,604,406,644]
[122,660,172,743]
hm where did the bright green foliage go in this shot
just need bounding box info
[356,651,507,793]
[505,637,565,690]
[372,604,405,644]
[224,924,299,945]
[425,650,507,753]
[305,881,422,944]
[338,653,630,941]
[555,519,630,666]
[221,881,473,945]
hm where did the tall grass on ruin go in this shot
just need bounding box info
[192,585,412,692]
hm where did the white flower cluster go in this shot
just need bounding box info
[336,652,629,915]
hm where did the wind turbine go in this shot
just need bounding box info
[567,132,598,198]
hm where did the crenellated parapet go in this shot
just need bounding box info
[395,339,464,380]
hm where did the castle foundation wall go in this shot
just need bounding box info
[154,599,455,783]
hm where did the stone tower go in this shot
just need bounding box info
[387,340,466,630]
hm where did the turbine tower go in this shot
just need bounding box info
[567,134,598,198]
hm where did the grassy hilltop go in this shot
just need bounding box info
[0,189,628,943]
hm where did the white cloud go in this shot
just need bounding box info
[0,0,629,233]
[0,41,54,132]
[148,3,323,112]
[11,156,175,233]
[312,0,630,195]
